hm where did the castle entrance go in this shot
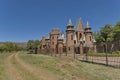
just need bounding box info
[75,47,80,54]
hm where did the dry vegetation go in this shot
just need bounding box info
[0,52,120,80]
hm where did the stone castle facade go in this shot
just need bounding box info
[40,19,96,54]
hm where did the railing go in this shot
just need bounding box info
[78,55,120,68]
[39,48,120,68]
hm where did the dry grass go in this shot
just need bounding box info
[0,52,120,80]
[19,53,120,80]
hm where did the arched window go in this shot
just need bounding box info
[71,35,73,40]
[52,42,54,45]
[90,36,92,41]
[52,36,54,39]
[79,33,82,40]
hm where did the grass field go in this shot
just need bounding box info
[88,53,120,57]
[0,52,120,80]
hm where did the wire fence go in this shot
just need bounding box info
[39,49,120,68]
[97,40,120,53]
[39,40,120,68]
[78,55,120,68]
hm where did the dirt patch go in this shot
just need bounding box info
[15,53,57,80]
[5,53,24,80]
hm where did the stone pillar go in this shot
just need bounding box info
[94,45,97,53]
[80,42,83,54]
[57,39,63,54]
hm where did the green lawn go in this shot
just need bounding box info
[88,52,120,57]
[19,53,120,80]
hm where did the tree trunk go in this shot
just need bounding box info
[105,43,108,65]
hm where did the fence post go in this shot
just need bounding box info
[74,47,76,59]
[66,48,67,56]
[74,53,75,59]
[60,48,61,57]
[105,52,108,66]
[105,44,108,66]
[86,52,88,61]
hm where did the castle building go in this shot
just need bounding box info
[40,19,96,54]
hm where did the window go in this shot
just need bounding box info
[74,40,76,44]
[79,33,82,40]
[69,47,70,51]
[71,35,73,40]
[52,42,54,45]
[90,36,92,41]
[52,36,54,39]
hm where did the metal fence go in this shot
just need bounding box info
[39,45,120,68]
[78,55,120,68]
[96,40,120,53]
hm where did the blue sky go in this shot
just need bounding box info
[0,0,120,42]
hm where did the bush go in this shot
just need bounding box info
[112,51,120,54]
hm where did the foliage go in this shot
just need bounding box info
[95,24,113,44]
[112,22,120,41]
[0,42,21,52]
[27,40,34,50]
[27,40,40,50]
[94,22,120,53]
[95,22,120,44]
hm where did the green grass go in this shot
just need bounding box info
[19,53,120,80]
[88,52,120,57]
[0,52,120,80]
[19,54,72,80]
[0,53,11,80]
[12,54,43,80]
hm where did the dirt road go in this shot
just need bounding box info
[5,53,57,80]
[5,53,24,80]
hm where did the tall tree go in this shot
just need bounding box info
[95,24,113,53]
[27,40,34,50]
[34,40,40,48]
[4,42,14,52]
[100,24,113,43]
[113,22,120,41]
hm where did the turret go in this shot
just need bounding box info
[57,34,64,54]
[84,21,92,46]
[41,36,46,50]
[76,18,85,43]
[66,19,75,54]
[50,28,61,53]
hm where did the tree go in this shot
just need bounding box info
[13,44,20,51]
[27,40,34,50]
[34,40,40,48]
[4,42,14,52]
[113,22,120,41]
[27,40,40,54]
[95,24,113,53]
[0,45,6,53]
[100,24,113,43]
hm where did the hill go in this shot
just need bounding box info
[0,42,27,48]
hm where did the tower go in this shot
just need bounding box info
[57,34,64,54]
[41,36,46,50]
[76,18,85,43]
[84,21,92,46]
[66,19,75,54]
[50,28,61,53]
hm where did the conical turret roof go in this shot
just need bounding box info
[86,21,90,28]
[76,18,84,31]
[68,19,73,26]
